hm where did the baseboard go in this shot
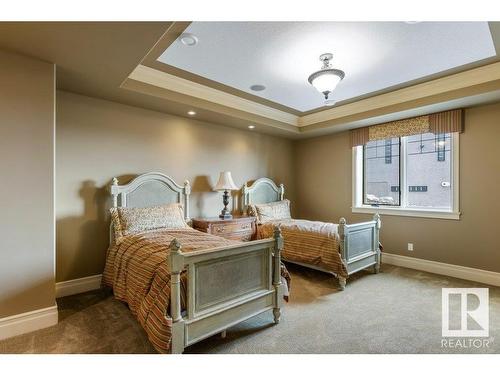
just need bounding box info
[55,274,102,298]
[0,305,58,341]
[382,252,500,287]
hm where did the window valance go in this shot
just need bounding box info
[349,109,463,147]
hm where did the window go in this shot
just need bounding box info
[353,132,459,219]
[364,138,400,206]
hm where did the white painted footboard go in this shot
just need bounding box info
[337,214,381,289]
[169,227,284,353]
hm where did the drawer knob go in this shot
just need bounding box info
[216,227,225,233]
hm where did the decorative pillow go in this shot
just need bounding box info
[254,200,292,224]
[110,203,188,240]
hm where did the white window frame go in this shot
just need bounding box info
[352,133,460,220]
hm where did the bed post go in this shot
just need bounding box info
[183,180,191,222]
[273,226,283,323]
[111,177,119,207]
[242,182,249,214]
[109,177,120,246]
[338,217,347,290]
[168,239,185,354]
[373,213,381,274]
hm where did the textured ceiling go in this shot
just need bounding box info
[158,22,496,112]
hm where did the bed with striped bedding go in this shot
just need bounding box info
[102,227,290,353]
[244,177,381,290]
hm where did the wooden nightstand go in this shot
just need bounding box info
[192,216,257,242]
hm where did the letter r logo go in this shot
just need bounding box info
[442,288,489,337]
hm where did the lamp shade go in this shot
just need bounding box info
[310,71,342,94]
[214,171,238,191]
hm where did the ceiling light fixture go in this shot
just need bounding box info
[248,125,255,129]
[179,33,198,46]
[187,110,196,116]
[308,53,345,106]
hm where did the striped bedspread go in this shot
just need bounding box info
[257,219,348,278]
[102,227,290,353]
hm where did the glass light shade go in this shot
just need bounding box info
[214,171,238,191]
[310,72,342,93]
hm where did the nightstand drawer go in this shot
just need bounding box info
[192,216,257,242]
[211,221,253,234]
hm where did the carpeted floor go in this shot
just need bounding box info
[1,264,499,354]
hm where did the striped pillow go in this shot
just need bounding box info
[254,200,291,224]
[110,203,188,240]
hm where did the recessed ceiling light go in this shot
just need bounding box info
[404,21,422,24]
[250,84,266,92]
[248,125,255,129]
[187,110,196,116]
[179,33,198,46]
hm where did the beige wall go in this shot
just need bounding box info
[56,91,295,282]
[294,102,500,273]
[0,51,55,318]
[55,90,500,281]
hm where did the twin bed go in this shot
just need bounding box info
[103,172,381,354]
[243,178,382,290]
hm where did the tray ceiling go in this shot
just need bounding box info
[158,22,496,112]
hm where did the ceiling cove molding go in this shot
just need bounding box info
[126,61,500,135]
[298,61,500,127]
[128,64,299,126]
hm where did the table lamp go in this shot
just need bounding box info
[214,171,238,219]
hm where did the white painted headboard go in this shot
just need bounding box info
[109,172,191,243]
[243,178,284,212]
[110,172,190,216]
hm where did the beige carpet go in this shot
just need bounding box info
[1,264,499,354]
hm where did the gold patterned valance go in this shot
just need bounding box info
[349,109,463,147]
[369,115,429,141]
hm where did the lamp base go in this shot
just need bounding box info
[219,212,233,220]
[219,190,232,219]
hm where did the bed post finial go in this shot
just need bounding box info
[373,213,381,229]
[168,238,185,354]
[279,183,285,201]
[184,180,191,195]
[338,217,346,238]
[272,226,283,324]
[112,177,118,186]
[170,238,181,254]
